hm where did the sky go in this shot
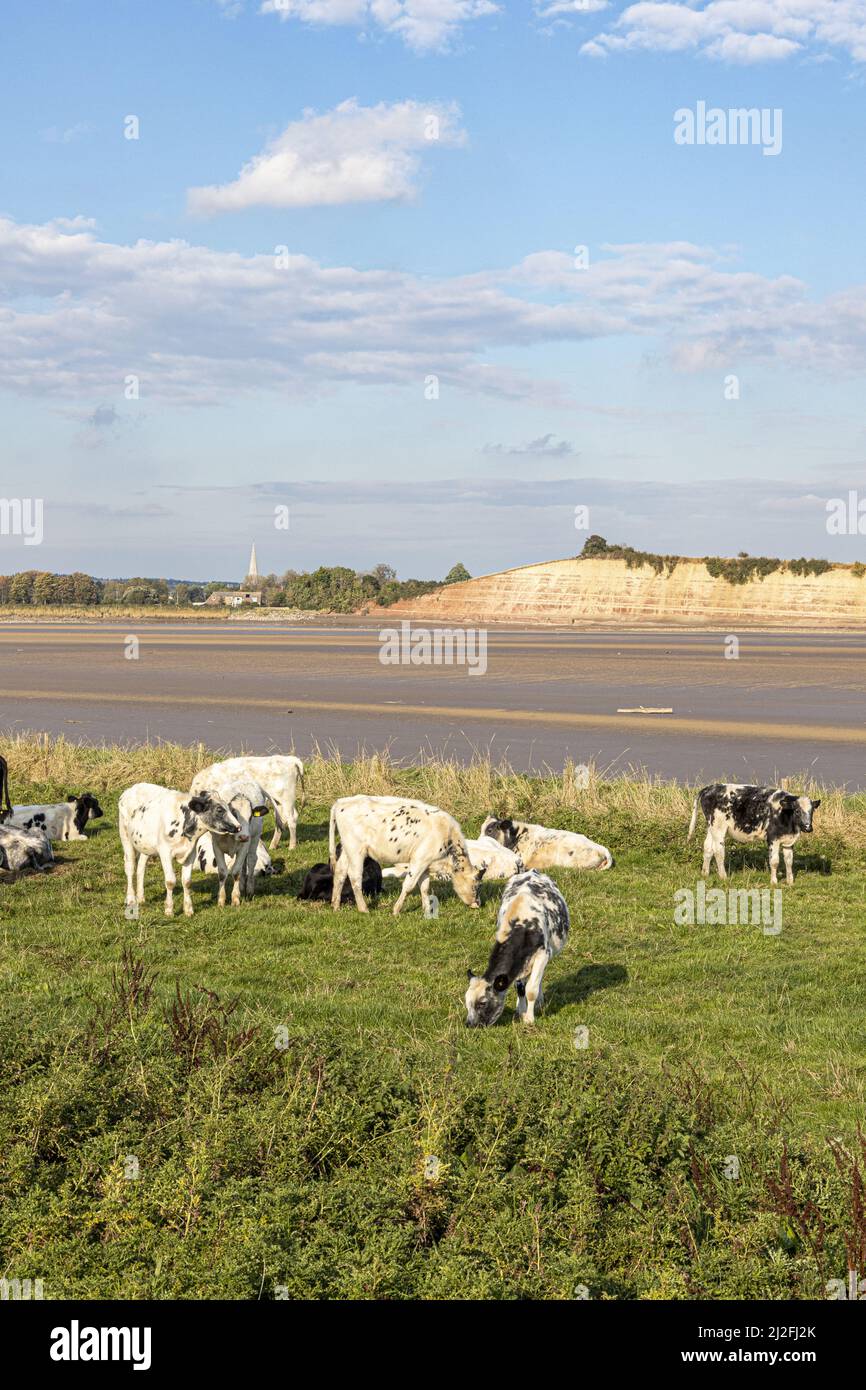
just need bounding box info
[1,0,865,581]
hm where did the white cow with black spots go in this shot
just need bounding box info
[118,783,242,918]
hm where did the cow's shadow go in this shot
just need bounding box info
[703,846,832,877]
[544,962,628,1016]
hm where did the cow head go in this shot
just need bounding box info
[186,792,242,838]
[464,969,509,1027]
[481,816,519,851]
[69,792,105,834]
[796,796,820,832]
[449,848,482,908]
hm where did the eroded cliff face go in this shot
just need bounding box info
[379,558,866,627]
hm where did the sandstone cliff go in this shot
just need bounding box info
[379,557,865,627]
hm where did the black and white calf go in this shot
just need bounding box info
[481,816,612,871]
[189,770,270,906]
[0,822,54,872]
[118,783,242,917]
[465,871,570,1027]
[9,793,104,842]
[688,784,821,885]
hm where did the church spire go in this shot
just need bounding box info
[246,542,258,586]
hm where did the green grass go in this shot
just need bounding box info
[2,757,865,1300]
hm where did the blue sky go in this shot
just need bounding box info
[1,0,865,580]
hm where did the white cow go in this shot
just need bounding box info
[329,795,481,916]
[481,816,613,872]
[192,756,303,851]
[8,793,104,842]
[383,835,524,884]
[189,770,270,906]
[118,783,242,918]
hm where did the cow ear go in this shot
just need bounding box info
[188,795,209,813]
[493,974,509,993]
[466,968,474,982]
[812,799,821,809]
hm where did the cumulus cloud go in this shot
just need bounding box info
[1,219,865,408]
[258,0,499,52]
[188,99,464,215]
[580,1,866,65]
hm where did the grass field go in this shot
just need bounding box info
[2,736,865,1300]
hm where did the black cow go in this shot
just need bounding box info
[0,755,12,823]
[298,855,383,905]
[688,783,820,885]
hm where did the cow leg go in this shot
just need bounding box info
[269,808,284,853]
[230,843,249,906]
[159,848,177,917]
[180,855,196,917]
[417,869,433,916]
[712,834,727,880]
[136,852,148,903]
[211,841,229,908]
[768,839,780,886]
[701,827,714,877]
[122,837,137,909]
[345,857,369,913]
[782,845,794,885]
[393,859,429,917]
[521,951,548,1025]
[331,848,358,910]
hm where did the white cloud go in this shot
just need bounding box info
[482,434,577,456]
[580,1,866,65]
[1,219,865,408]
[258,0,499,51]
[188,99,464,215]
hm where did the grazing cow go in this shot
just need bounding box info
[118,783,242,917]
[9,793,104,842]
[481,816,613,872]
[298,855,383,904]
[688,783,821,885]
[189,771,271,906]
[329,795,481,915]
[0,822,54,872]
[191,755,304,852]
[0,755,12,823]
[465,870,570,1028]
[383,835,524,884]
[196,834,275,879]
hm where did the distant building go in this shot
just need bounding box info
[203,589,262,608]
[245,543,259,588]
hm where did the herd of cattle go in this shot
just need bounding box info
[0,751,821,1026]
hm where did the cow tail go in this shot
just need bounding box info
[298,766,306,809]
[328,803,337,873]
[687,796,699,840]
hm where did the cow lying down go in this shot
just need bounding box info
[9,793,103,841]
[298,856,383,904]
[0,822,54,872]
[196,835,274,878]
[688,783,820,885]
[481,817,613,871]
[383,835,524,884]
[465,870,570,1027]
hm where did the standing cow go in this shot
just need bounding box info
[189,769,270,906]
[329,795,481,916]
[465,871,570,1027]
[192,756,304,851]
[688,783,821,885]
[118,783,241,917]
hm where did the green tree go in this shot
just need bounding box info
[444,562,471,584]
[9,571,36,604]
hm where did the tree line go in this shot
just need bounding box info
[0,562,472,609]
